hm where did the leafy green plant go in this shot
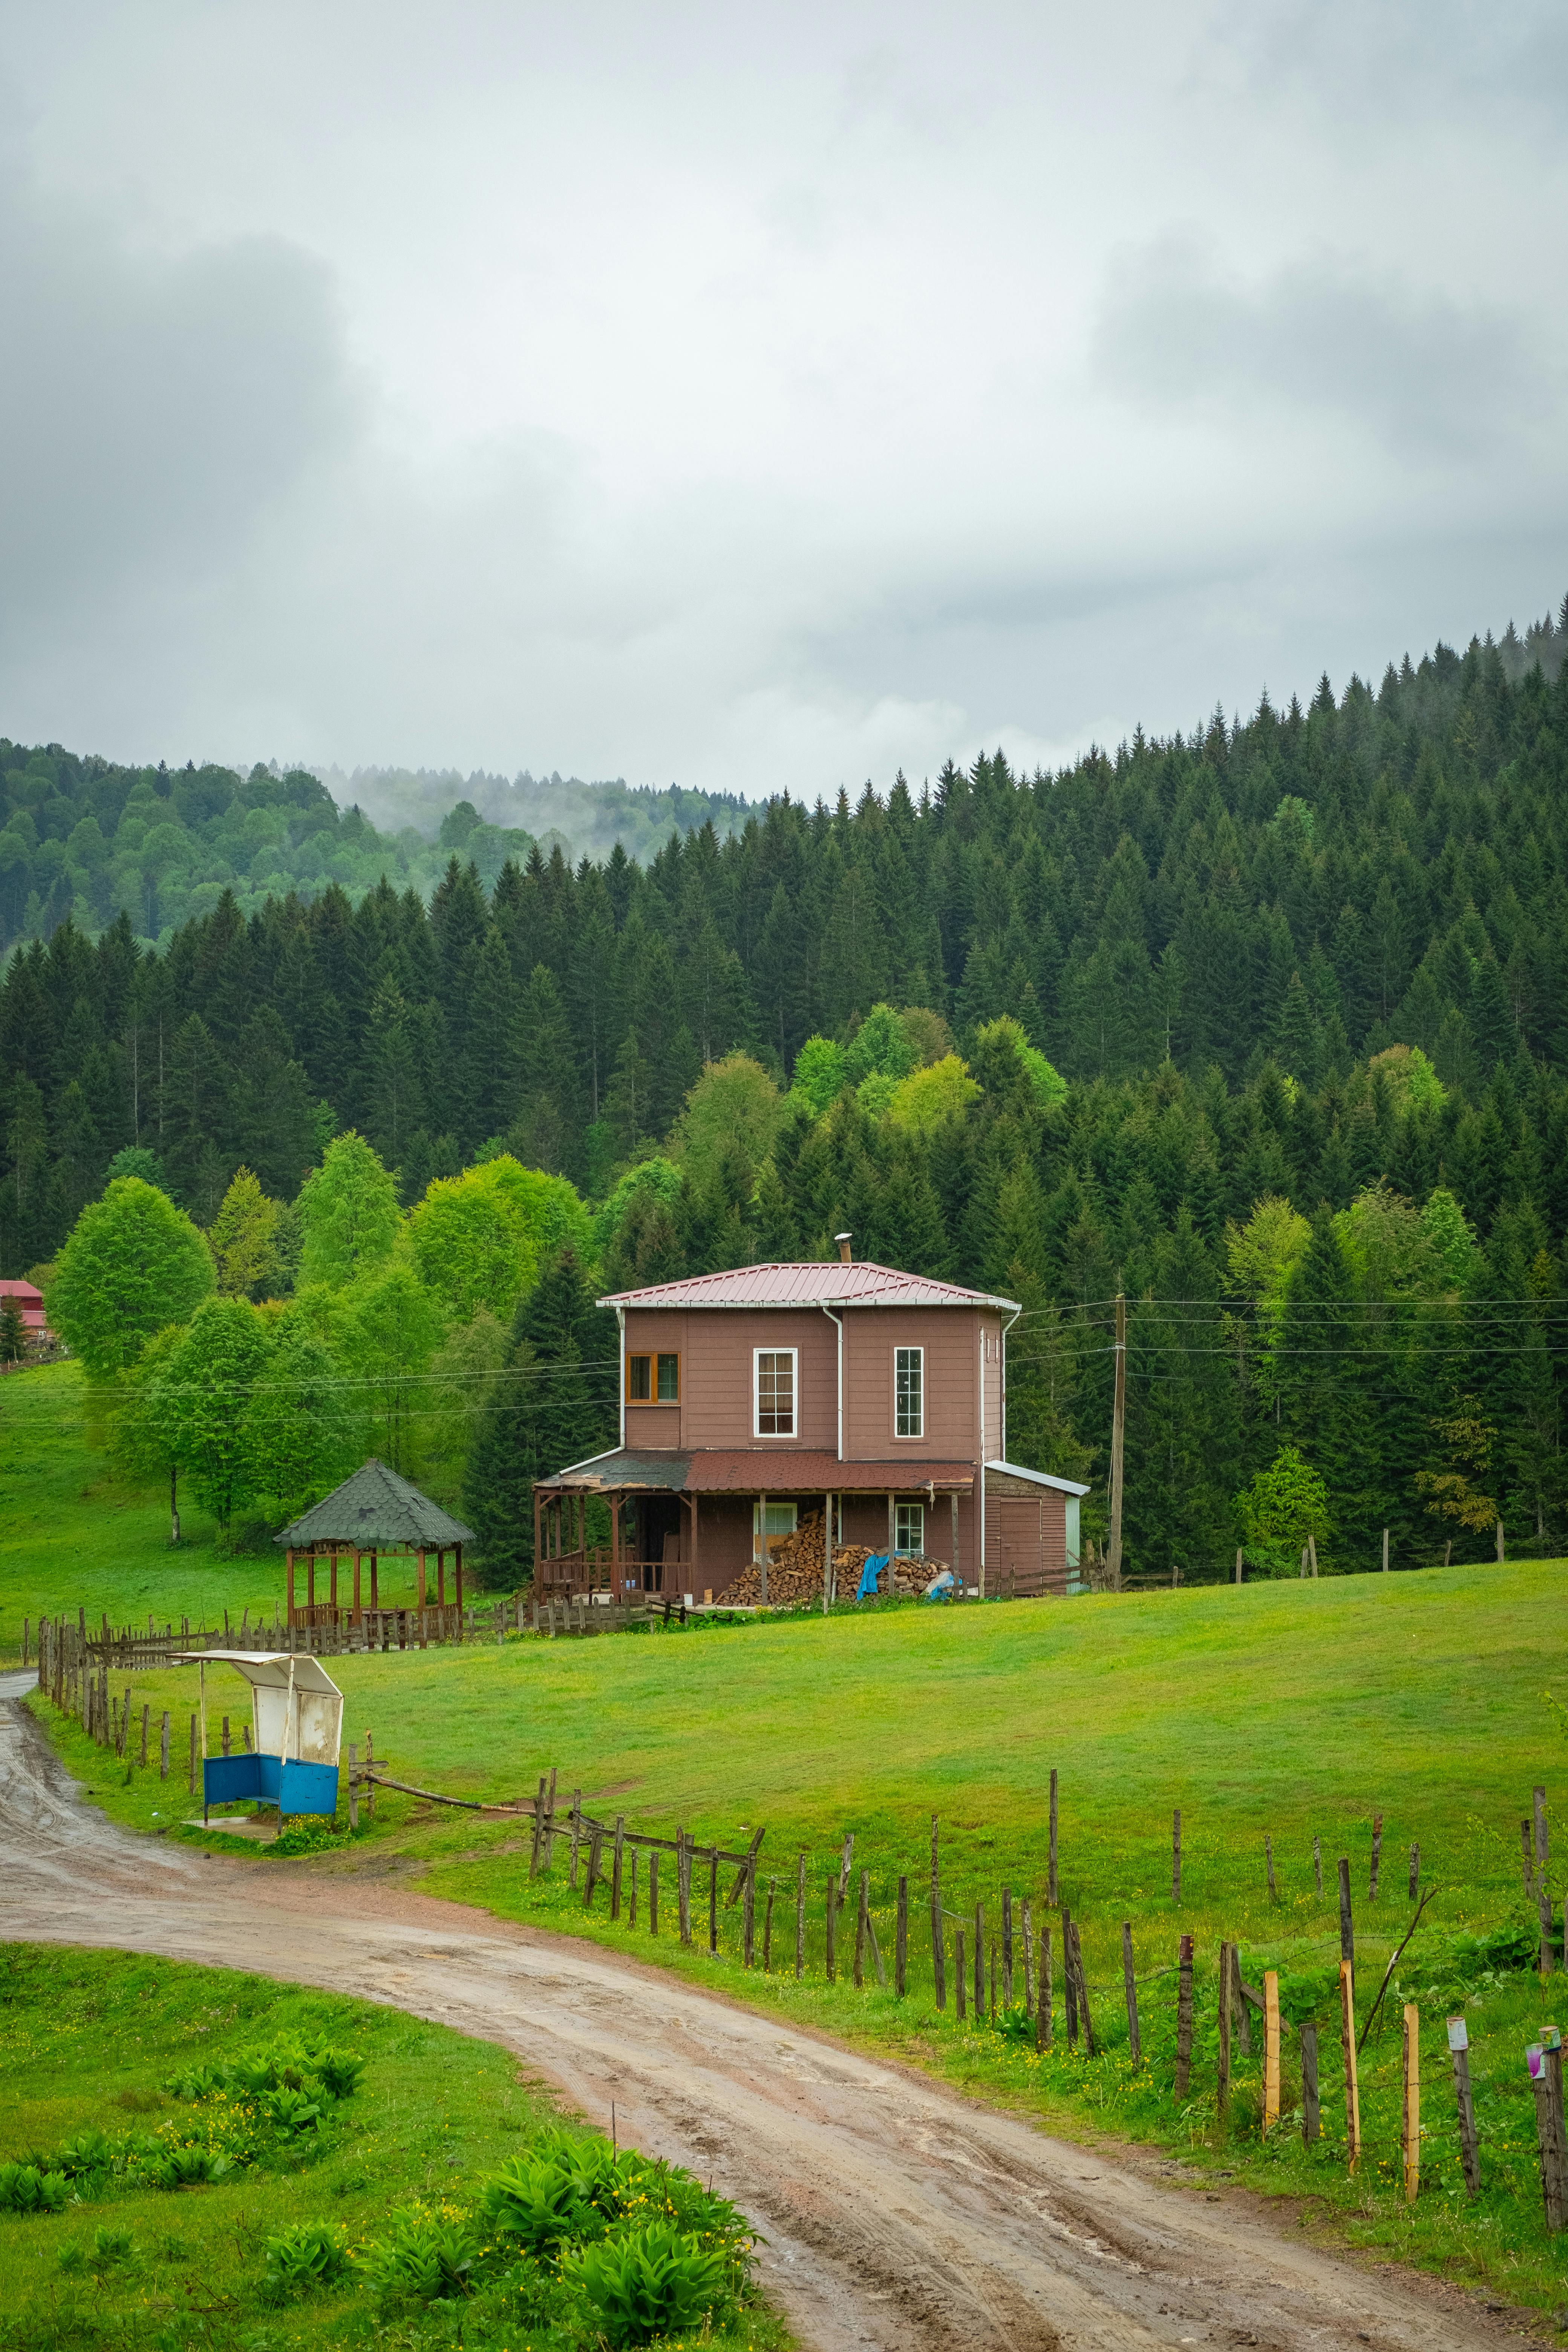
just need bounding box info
[259,2086,324,2136]
[87,2225,137,2272]
[260,2220,352,2303]
[53,2128,116,2179]
[565,2222,733,2347]
[0,2162,69,2214]
[267,1815,348,1858]
[356,2208,478,2304]
[478,2151,605,2255]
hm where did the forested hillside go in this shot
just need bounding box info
[4,609,1568,1581]
[0,747,750,959]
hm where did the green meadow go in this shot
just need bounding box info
[15,1357,1568,2323]
[0,1945,781,2352]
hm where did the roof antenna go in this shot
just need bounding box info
[835,1232,852,1265]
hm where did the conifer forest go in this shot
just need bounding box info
[4,609,1568,1581]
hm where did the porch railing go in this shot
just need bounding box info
[537,1548,677,1601]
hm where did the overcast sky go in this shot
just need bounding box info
[1,1,1563,799]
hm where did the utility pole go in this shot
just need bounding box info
[1107,1292,1126,1591]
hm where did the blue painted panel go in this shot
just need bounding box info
[204,1754,261,1804]
[258,1752,282,1802]
[280,1760,339,1818]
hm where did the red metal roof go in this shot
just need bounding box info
[599,1260,1019,1312]
[538,1448,975,1494]
[0,1280,47,1328]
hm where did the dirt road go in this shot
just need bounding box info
[0,1672,1516,2350]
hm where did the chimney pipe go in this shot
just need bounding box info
[835,1232,852,1265]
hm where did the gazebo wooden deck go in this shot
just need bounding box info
[276,1461,475,1634]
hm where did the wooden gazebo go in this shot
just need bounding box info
[276,1461,474,1628]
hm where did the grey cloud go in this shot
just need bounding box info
[0,150,360,658]
[1208,0,1568,138]
[1092,236,1547,460]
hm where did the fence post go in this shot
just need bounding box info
[1122,1922,1140,2066]
[1448,2015,1479,2196]
[1263,1971,1280,2133]
[1338,1856,1355,1995]
[1340,1959,1361,2170]
[929,1814,945,2009]
[1174,1934,1194,2096]
[1301,2021,1320,2142]
[1048,1770,1059,1906]
[1401,2002,1420,2202]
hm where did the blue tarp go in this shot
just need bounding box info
[857,1552,890,1601]
[203,1753,339,1817]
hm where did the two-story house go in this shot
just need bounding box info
[531,1242,1088,1603]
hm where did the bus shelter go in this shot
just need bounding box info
[181,1651,344,1825]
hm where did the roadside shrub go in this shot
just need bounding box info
[565,2223,732,2347]
[260,2220,352,2303]
[0,2163,69,2214]
[268,1816,347,1858]
[356,2207,478,2304]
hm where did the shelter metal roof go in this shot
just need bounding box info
[176,1651,343,1695]
[537,1448,977,1494]
[275,1459,475,1550]
[599,1260,1020,1312]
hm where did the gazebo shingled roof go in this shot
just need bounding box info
[276,1459,475,1551]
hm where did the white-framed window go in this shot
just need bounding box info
[895,1344,924,1438]
[754,1347,797,1436]
[894,1501,925,1556]
[752,1500,798,1548]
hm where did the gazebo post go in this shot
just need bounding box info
[370,1551,379,1609]
[330,1551,338,1611]
[352,1550,362,1623]
[286,1549,295,1626]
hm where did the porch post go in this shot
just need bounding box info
[534,1488,542,1576]
[610,1489,621,1593]
[689,1491,699,1598]
[759,1492,769,1606]
[887,1491,896,1583]
[286,1548,295,1625]
[951,1491,960,1585]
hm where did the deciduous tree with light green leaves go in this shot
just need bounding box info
[297,1132,401,1291]
[405,1155,591,1324]
[51,1177,214,1378]
[151,1297,271,1534]
[208,1166,286,1299]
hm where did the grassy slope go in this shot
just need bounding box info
[0,1363,436,1652]
[37,1560,1568,2322]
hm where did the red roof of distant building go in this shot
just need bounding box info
[0,1280,47,1329]
[599,1261,1020,1312]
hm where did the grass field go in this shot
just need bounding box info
[0,1944,782,2351]
[0,1363,436,1651]
[33,1558,1568,2324]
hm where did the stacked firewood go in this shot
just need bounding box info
[721,1513,948,1605]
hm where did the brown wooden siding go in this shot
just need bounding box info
[841,1306,981,1460]
[623,1306,837,1452]
[984,1469,1067,1598]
